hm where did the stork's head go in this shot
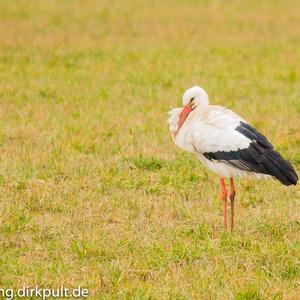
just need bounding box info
[173,86,209,136]
[182,85,209,108]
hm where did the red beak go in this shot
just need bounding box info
[174,104,193,137]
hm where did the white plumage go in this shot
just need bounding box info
[168,94,270,179]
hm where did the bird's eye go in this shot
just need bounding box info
[190,97,195,103]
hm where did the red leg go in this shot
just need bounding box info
[229,178,236,231]
[220,178,228,230]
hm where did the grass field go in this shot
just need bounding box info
[0,0,300,299]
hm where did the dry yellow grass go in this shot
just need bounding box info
[0,0,300,299]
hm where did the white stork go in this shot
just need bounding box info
[168,86,298,230]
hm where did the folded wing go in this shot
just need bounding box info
[192,107,298,186]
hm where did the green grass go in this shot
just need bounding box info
[0,0,300,299]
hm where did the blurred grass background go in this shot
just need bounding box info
[0,0,300,299]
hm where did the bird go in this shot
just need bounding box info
[168,85,298,230]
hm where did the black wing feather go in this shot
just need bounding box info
[236,122,273,148]
[203,122,298,186]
